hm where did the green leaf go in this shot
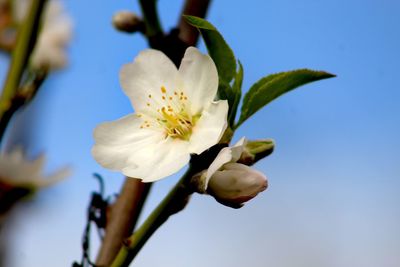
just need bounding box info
[184,15,236,84]
[237,69,336,127]
[217,61,243,127]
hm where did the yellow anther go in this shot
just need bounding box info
[161,86,167,93]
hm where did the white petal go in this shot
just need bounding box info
[120,49,182,112]
[179,47,219,114]
[230,137,247,162]
[31,44,67,70]
[31,153,46,175]
[92,114,164,171]
[188,100,228,154]
[9,146,24,163]
[0,147,71,188]
[122,139,190,182]
[203,137,247,190]
[34,166,71,188]
[204,146,232,191]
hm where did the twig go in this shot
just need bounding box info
[178,0,211,46]
[95,179,151,267]
[110,169,194,267]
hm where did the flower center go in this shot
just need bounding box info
[138,86,198,140]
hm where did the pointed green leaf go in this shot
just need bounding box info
[237,69,335,127]
[217,61,243,127]
[184,15,236,84]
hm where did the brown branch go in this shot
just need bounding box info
[178,0,211,46]
[95,0,212,266]
[95,179,151,267]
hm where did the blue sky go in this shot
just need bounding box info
[1,0,400,266]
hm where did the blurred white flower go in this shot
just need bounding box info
[0,147,70,189]
[92,47,228,182]
[14,0,72,70]
[203,138,268,207]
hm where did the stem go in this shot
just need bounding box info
[110,168,194,267]
[95,179,151,266]
[0,0,47,143]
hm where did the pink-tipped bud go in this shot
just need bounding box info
[207,163,267,208]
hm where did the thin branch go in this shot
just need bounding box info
[95,179,151,267]
[110,169,194,267]
[178,0,211,46]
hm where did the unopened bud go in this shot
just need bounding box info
[112,11,143,33]
[190,137,269,208]
[207,163,267,208]
[239,139,274,165]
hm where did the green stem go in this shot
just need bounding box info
[0,0,47,143]
[139,0,163,37]
[110,167,195,267]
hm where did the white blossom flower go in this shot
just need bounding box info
[202,138,267,207]
[14,0,72,70]
[0,147,70,189]
[92,47,229,182]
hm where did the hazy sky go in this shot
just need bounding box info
[1,0,400,266]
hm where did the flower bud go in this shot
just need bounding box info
[239,139,274,165]
[190,137,269,208]
[112,11,143,33]
[207,163,267,208]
